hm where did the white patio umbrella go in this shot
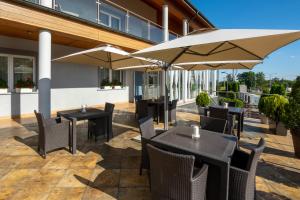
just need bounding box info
[53,45,157,69]
[133,29,300,130]
[177,60,262,71]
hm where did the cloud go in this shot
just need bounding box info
[290,55,296,58]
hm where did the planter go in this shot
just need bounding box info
[198,106,206,115]
[15,88,34,93]
[260,114,269,124]
[0,88,8,94]
[276,121,288,136]
[114,86,122,89]
[291,128,300,158]
[103,86,112,90]
[268,119,276,132]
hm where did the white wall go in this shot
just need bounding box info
[0,35,130,117]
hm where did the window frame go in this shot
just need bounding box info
[99,10,121,31]
[0,53,36,92]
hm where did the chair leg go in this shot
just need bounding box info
[139,164,143,175]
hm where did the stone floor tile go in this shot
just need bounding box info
[42,155,73,169]
[121,155,140,169]
[47,187,86,200]
[120,169,149,187]
[118,187,151,200]
[90,168,120,187]
[56,169,94,188]
[82,187,118,200]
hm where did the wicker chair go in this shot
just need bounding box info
[138,116,164,175]
[88,103,115,142]
[134,95,143,118]
[229,138,265,200]
[228,101,237,107]
[34,110,70,158]
[159,99,178,124]
[200,115,227,134]
[137,100,155,120]
[147,144,208,200]
[208,106,235,135]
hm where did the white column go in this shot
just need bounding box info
[38,0,52,119]
[182,19,188,102]
[204,70,209,93]
[211,70,217,96]
[161,4,169,96]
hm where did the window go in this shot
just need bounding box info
[112,70,122,83]
[100,11,121,31]
[0,54,35,91]
[0,56,8,87]
[99,1,126,31]
[13,57,35,88]
[98,67,109,87]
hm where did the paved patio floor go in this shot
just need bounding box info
[0,103,299,200]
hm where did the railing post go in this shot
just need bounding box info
[126,11,129,33]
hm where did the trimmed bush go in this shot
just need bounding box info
[270,83,286,96]
[219,97,244,108]
[196,92,210,107]
[227,91,236,99]
[263,94,288,124]
[0,79,7,88]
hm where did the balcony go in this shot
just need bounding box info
[24,0,179,44]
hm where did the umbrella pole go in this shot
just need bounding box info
[164,66,169,130]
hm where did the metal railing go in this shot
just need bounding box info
[24,0,179,43]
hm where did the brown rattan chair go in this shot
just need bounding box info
[208,106,235,135]
[147,144,208,200]
[200,115,227,134]
[88,103,115,142]
[138,116,164,175]
[159,99,178,124]
[34,110,70,158]
[229,138,265,200]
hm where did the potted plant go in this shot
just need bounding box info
[101,79,112,90]
[283,76,300,158]
[15,78,35,93]
[219,97,244,108]
[0,79,8,93]
[258,95,269,124]
[196,92,210,115]
[263,94,288,134]
[111,80,122,89]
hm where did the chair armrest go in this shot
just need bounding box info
[45,120,69,135]
[44,118,59,127]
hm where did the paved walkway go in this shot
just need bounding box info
[0,103,299,200]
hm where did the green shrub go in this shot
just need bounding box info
[227,91,236,99]
[15,79,35,88]
[219,97,244,108]
[231,82,239,92]
[263,94,288,123]
[111,79,122,86]
[196,92,210,107]
[258,95,267,114]
[0,79,8,88]
[270,83,286,96]
[283,76,300,132]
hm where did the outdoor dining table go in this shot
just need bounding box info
[150,126,237,200]
[57,108,111,154]
[205,105,245,140]
[147,99,164,124]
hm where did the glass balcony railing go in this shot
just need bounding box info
[24,0,179,44]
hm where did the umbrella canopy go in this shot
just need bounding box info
[115,65,183,72]
[177,60,262,71]
[133,29,300,64]
[53,45,156,69]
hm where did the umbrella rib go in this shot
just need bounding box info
[227,41,263,60]
[83,54,108,63]
[167,46,191,67]
[239,63,252,69]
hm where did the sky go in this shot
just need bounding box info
[190,0,300,80]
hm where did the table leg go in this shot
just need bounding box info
[157,105,159,124]
[71,118,77,154]
[237,114,241,140]
[241,112,244,132]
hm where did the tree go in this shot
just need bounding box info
[255,72,266,90]
[237,71,255,90]
[270,83,286,96]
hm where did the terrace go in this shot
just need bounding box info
[0,103,299,200]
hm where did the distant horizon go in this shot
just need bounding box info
[191,0,300,80]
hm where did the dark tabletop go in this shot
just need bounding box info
[57,108,109,121]
[209,105,244,114]
[151,126,237,163]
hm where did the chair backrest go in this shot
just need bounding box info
[169,99,178,110]
[34,110,46,143]
[200,115,227,134]
[105,103,115,113]
[138,116,156,139]
[246,138,265,172]
[228,101,236,107]
[147,144,195,200]
[134,95,143,102]
[137,100,149,119]
[209,106,229,120]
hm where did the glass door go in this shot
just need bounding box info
[143,72,160,100]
